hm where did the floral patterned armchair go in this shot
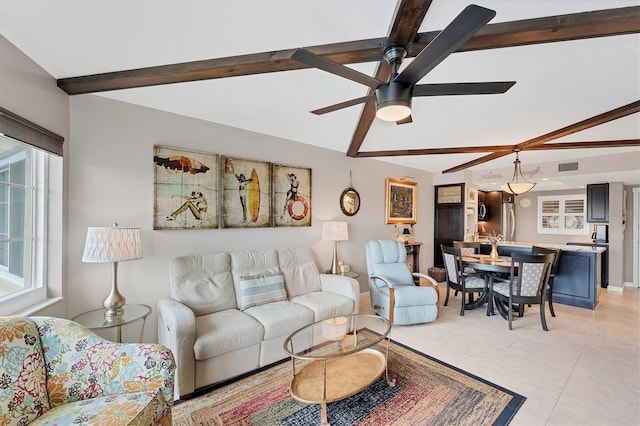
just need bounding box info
[0,316,175,425]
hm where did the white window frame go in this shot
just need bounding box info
[0,138,48,314]
[537,194,589,235]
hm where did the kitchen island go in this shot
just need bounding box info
[479,242,605,310]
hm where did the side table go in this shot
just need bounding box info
[72,304,151,343]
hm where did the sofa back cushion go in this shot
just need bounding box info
[170,252,237,316]
[0,316,50,424]
[277,247,322,298]
[231,249,283,307]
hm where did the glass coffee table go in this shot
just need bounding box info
[283,314,394,426]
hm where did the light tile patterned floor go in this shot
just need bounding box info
[360,285,640,425]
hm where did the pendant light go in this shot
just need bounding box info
[501,150,536,195]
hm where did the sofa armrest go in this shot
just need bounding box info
[319,273,359,314]
[157,298,196,400]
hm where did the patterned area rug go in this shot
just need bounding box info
[173,335,525,425]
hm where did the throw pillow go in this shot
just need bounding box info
[238,272,287,310]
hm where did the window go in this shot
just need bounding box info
[0,136,46,311]
[0,106,63,315]
[537,194,588,235]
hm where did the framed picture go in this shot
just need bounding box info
[221,156,271,228]
[272,164,311,227]
[468,186,478,203]
[153,146,218,230]
[385,178,417,224]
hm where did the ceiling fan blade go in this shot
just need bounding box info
[311,95,375,115]
[395,4,496,85]
[396,115,413,125]
[413,81,516,96]
[291,48,384,89]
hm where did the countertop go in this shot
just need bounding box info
[479,241,607,254]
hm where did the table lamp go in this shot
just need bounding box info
[82,224,142,319]
[322,221,348,274]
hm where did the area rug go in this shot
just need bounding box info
[172,334,525,425]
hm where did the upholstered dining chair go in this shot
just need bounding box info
[489,252,555,330]
[365,240,439,325]
[453,241,482,274]
[532,246,561,317]
[453,241,481,256]
[441,245,487,316]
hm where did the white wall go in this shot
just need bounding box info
[67,95,435,342]
[623,185,638,284]
[0,35,68,318]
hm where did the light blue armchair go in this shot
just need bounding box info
[365,240,439,325]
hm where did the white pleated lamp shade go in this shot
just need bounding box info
[82,226,142,263]
[322,221,349,242]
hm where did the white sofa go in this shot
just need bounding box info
[157,247,359,400]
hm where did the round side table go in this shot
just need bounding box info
[72,304,151,343]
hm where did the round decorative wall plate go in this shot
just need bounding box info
[519,197,532,208]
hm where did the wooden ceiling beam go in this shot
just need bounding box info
[407,5,640,55]
[57,5,640,95]
[443,100,640,173]
[354,139,640,158]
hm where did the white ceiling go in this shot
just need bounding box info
[1,0,639,191]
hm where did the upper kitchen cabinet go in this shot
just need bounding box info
[587,183,609,223]
[436,184,464,205]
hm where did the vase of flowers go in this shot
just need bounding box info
[487,230,503,260]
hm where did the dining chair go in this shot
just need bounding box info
[531,246,561,317]
[453,241,481,256]
[453,241,482,274]
[441,245,487,316]
[489,252,555,330]
[365,240,439,325]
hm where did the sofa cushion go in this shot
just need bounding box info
[171,252,237,316]
[231,249,282,308]
[290,291,355,321]
[277,248,322,298]
[244,300,314,340]
[0,316,50,425]
[194,309,264,360]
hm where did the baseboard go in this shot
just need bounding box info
[623,281,638,288]
[360,291,370,299]
[607,285,624,294]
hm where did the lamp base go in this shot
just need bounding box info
[329,241,339,274]
[104,261,126,320]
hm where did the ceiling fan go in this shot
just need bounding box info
[290,4,515,124]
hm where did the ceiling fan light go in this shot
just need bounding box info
[376,102,411,121]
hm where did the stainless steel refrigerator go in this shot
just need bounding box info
[502,194,516,241]
[478,191,515,241]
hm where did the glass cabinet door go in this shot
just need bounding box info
[436,184,463,205]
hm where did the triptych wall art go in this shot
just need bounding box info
[153,146,311,230]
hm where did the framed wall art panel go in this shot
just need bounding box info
[385,178,417,225]
[272,164,311,227]
[153,146,218,230]
[221,156,271,228]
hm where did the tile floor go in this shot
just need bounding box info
[360,285,640,425]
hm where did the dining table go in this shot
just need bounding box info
[461,254,516,318]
